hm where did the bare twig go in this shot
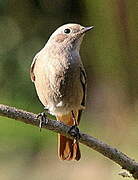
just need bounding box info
[0,104,138,179]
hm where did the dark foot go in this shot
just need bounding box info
[37,112,48,131]
[68,125,81,140]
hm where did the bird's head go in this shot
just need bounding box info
[46,23,94,51]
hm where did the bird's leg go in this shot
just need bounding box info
[72,110,78,126]
[37,110,48,132]
[44,106,49,111]
[68,111,81,141]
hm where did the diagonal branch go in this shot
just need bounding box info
[0,104,138,179]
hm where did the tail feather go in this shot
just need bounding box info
[73,142,81,161]
[57,112,81,161]
[58,135,74,160]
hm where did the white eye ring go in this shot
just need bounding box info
[64,28,71,34]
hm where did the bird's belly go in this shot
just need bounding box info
[48,70,83,115]
[34,55,83,116]
[35,68,83,116]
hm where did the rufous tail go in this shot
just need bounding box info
[57,112,81,161]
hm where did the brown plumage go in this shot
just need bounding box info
[57,111,81,160]
[30,23,93,160]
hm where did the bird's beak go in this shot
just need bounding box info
[83,26,94,33]
[76,25,94,37]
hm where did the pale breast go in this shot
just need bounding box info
[33,49,83,115]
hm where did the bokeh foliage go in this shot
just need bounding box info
[0,0,137,180]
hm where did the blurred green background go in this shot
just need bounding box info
[0,0,138,179]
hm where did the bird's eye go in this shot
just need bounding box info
[64,28,71,34]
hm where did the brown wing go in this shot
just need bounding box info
[77,67,87,123]
[30,53,39,82]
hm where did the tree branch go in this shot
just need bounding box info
[0,104,138,179]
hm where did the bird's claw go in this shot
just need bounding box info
[68,125,81,140]
[37,112,48,131]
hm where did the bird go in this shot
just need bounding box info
[30,23,93,161]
